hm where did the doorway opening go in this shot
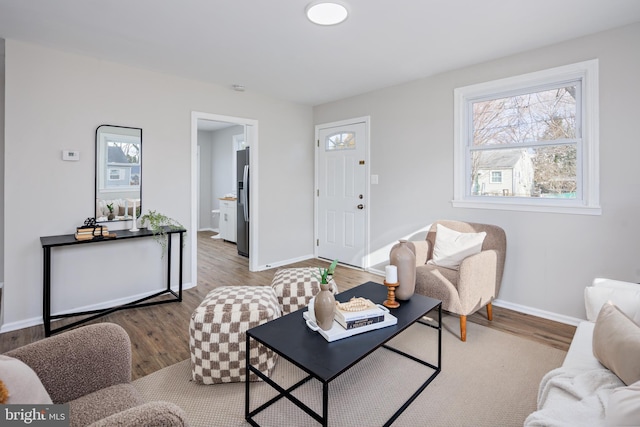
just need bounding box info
[191,112,259,286]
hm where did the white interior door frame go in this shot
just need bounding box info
[191,112,260,283]
[314,116,371,269]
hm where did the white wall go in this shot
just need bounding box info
[211,125,243,205]
[314,23,640,322]
[3,40,314,331]
[197,130,214,230]
[197,125,244,231]
[0,38,5,328]
[0,39,5,286]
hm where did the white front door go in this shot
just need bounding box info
[316,120,368,268]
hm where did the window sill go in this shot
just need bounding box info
[451,199,602,216]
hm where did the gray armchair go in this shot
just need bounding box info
[5,323,189,427]
[413,220,506,341]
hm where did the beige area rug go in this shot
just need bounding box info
[133,314,566,426]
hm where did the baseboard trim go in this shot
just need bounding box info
[0,316,42,334]
[367,268,385,277]
[492,298,582,326]
[0,282,196,334]
[256,254,316,272]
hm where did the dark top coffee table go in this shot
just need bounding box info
[245,281,442,427]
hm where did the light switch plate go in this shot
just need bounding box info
[371,174,379,185]
[62,150,80,161]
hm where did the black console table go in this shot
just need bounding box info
[40,227,185,336]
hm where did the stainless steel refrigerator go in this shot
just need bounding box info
[236,148,249,257]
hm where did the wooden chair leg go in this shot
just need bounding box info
[486,302,493,321]
[460,315,467,342]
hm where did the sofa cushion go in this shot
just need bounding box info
[427,224,486,270]
[68,383,143,427]
[585,279,640,323]
[606,380,640,427]
[89,401,189,427]
[0,354,52,404]
[593,303,640,386]
[562,321,604,371]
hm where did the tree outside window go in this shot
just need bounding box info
[471,85,577,198]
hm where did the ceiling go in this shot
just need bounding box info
[1,1,639,106]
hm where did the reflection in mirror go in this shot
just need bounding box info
[95,125,142,222]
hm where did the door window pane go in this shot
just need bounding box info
[326,131,356,150]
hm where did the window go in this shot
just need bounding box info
[325,131,356,150]
[100,134,141,191]
[453,60,600,215]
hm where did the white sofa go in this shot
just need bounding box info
[525,278,640,426]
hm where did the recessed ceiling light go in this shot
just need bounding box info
[306,2,349,26]
[232,84,246,92]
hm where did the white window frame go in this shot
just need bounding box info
[453,59,601,215]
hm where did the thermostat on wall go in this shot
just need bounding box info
[62,150,80,161]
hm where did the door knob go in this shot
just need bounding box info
[357,204,364,210]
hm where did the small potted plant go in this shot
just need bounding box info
[313,259,339,330]
[106,203,115,220]
[315,259,339,286]
[139,210,185,256]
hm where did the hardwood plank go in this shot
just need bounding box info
[0,231,576,379]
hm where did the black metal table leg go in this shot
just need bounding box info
[322,382,329,427]
[178,231,183,301]
[43,246,51,337]
[245,334,251,422]
[167,230,172,291]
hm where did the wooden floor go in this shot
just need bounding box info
[0,231,576,380]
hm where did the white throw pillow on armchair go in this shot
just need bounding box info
[427,224,486,270]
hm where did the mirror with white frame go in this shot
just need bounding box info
[95,125,142,222]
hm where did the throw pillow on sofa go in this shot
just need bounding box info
[593,302,640,386]
[585,278,640,323]
[0,355,52,404]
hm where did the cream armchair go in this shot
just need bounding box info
[413,220,506,341]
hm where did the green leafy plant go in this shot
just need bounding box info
[314,259,339,284]
[139,210,185,256]
[106,203,114,213]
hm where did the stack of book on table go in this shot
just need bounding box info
[304,296,397,342]
[75,225,109,240]
[334,298,386,330]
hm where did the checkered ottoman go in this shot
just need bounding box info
[189,286,281,384]
[270,267,338,314]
